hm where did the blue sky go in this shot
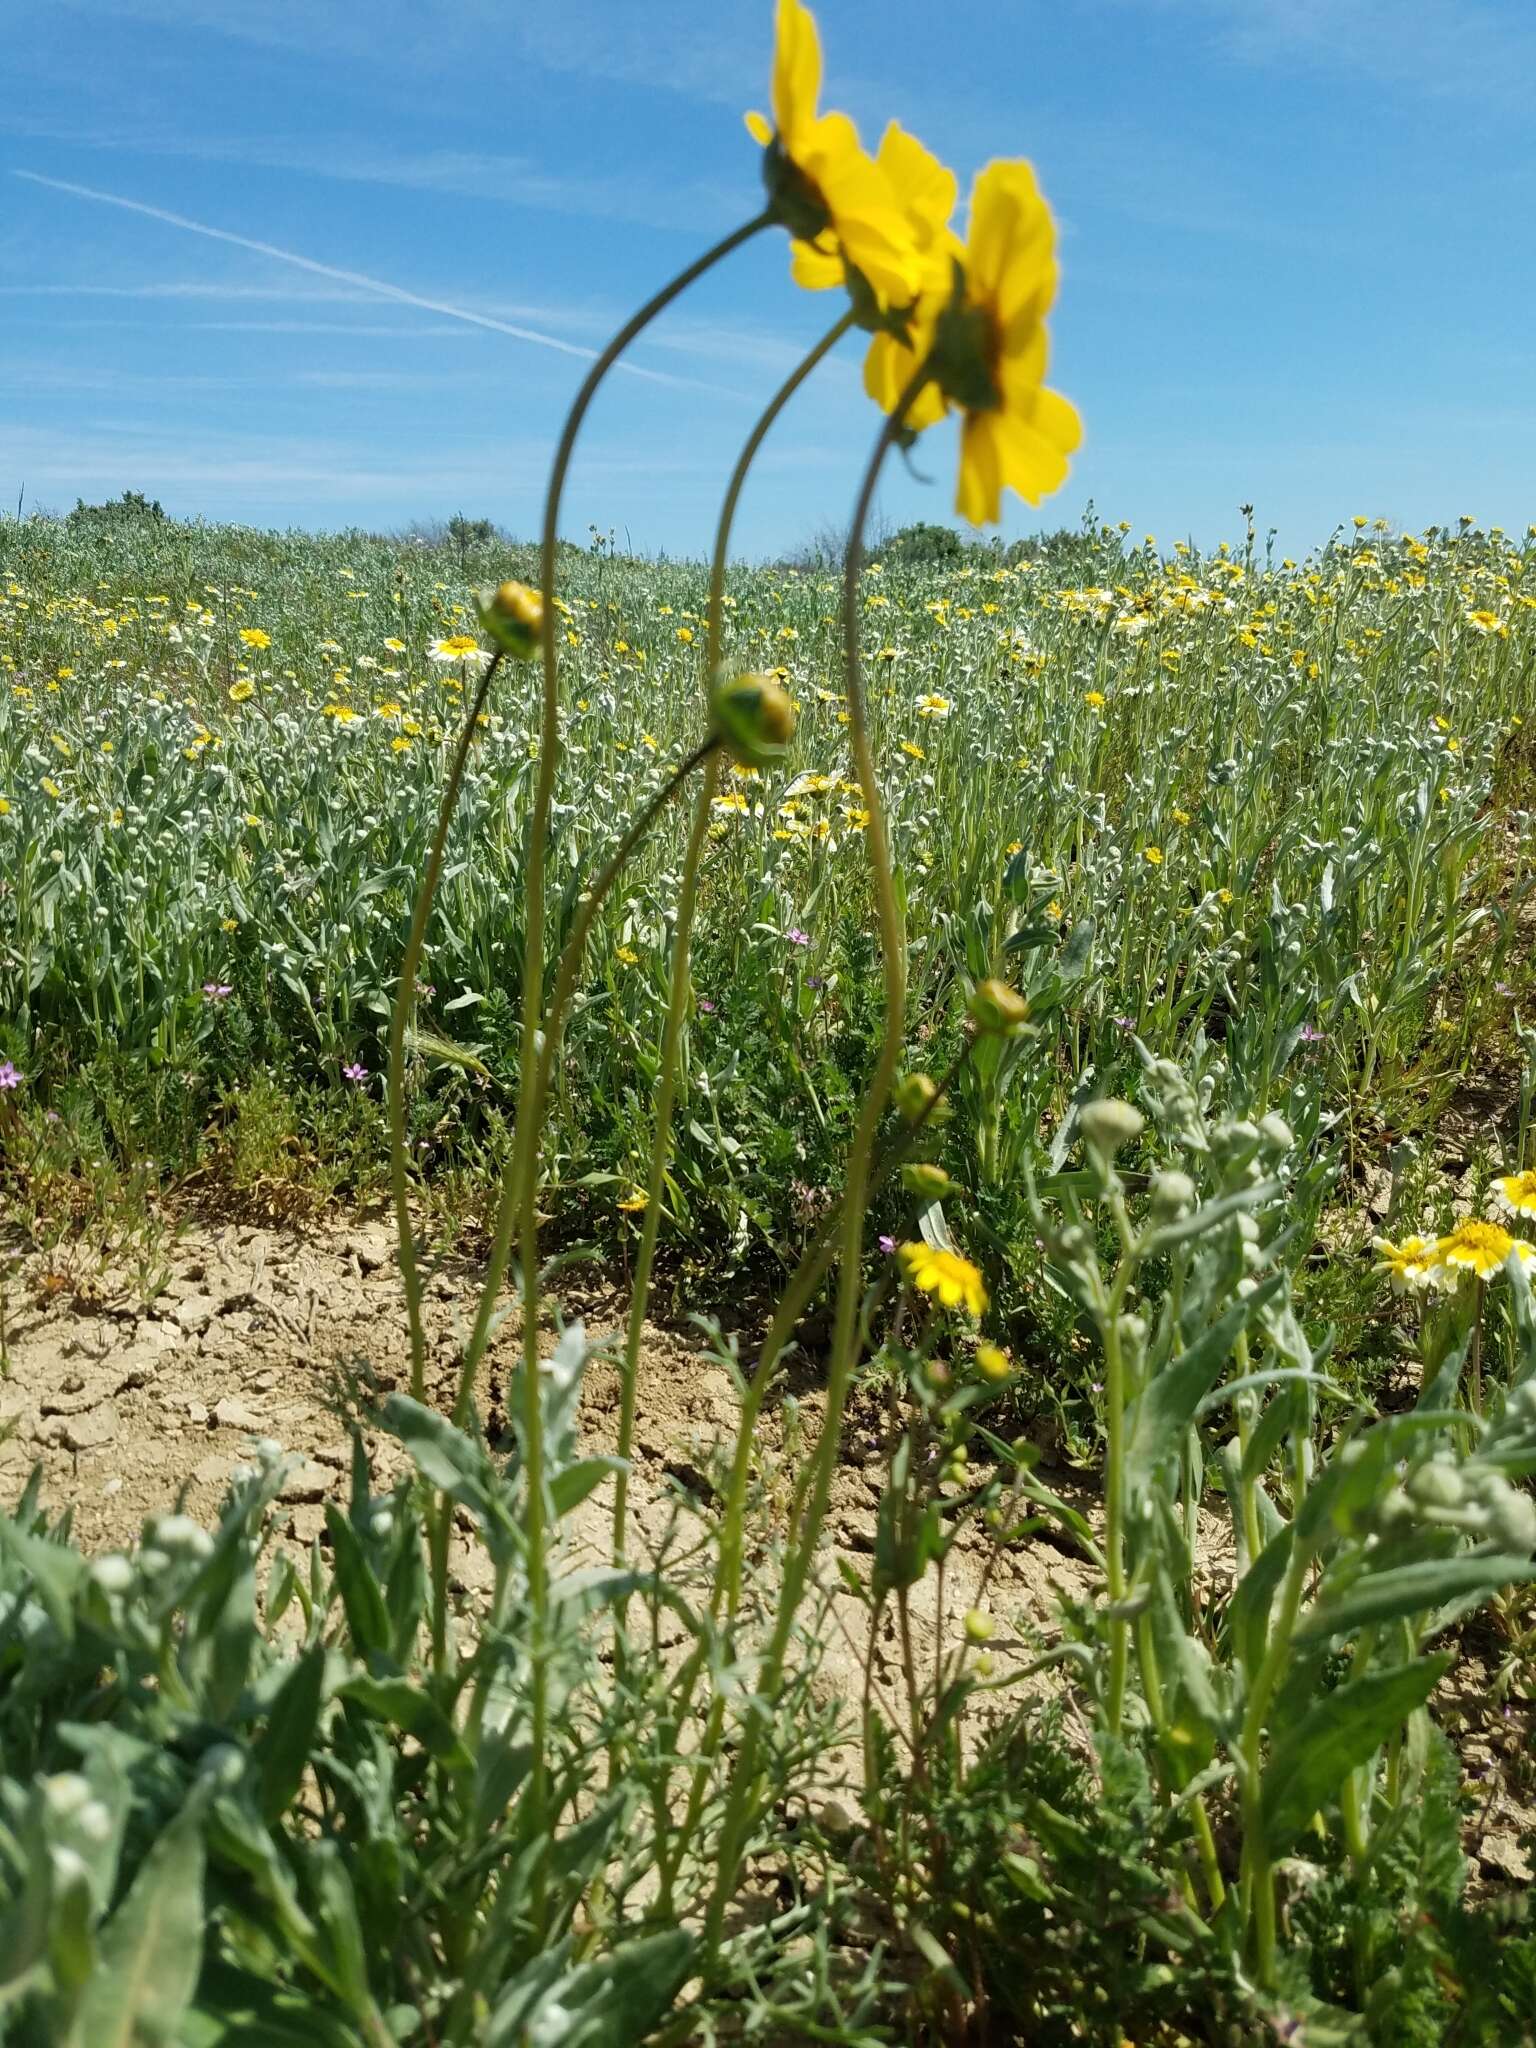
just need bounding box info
[3,0,1534,559]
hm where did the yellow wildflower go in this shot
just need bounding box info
[899,1241,988,1316]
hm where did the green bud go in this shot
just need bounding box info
[1257,1112,1294,1156]
[969,977,1030,1035]
[1406,1458,1465,1512]
[902,1161,956,1201]
[895,1071,945,1124]
[1080,1098,1145,1160]
[963,1607,994,1645]
[709,671,796,769]
[1148,1168,1197,1223]
[476,579,544,658]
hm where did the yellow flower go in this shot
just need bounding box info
[747,0,917,312]
[383,637,406,652]
[617,1190,649,1213]
[1142,845,1163,865]
[0,797,9,816]
[1493,1171,1536,1222]
[676,625,694,644]
[1372,1234,1442,1295]
[867,159,1080,524]
[1466,608,1503,634]
[238,627,271,649]
[391,736,412,754]
[1432,1218,1533,1282]
[1171,807,1191,826]
[916,692,950,718]
[615,945,640,966]
[41,776,62,799]
[221,917,239,933]
[1083,689,1105,707]
[229,678,256,703]
[899,1241,988,1316]
[429,634,484,662]
[900,739,925,759]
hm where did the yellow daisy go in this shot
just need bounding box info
[747,0,917,313]
[1493,1170,1536,1221]
[899,1241,988,1316]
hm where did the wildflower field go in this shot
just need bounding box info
[4,1,1536,2040]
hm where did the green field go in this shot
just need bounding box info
[4,504,1536,2043]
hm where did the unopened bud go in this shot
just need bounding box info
[969,978,1030,1035]
[902,1161,956,1201]
[975,1342,1012,1382]
[1150,1170,1197,1225]
[1080,1099,1145,1160]
[895,1071,944,1124]
[476,579,544,658]
[963,1607,994,1644]
[709,671,796,768]
[1258,1113,1294,1155]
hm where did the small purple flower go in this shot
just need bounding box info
[697,997,716,1013]
[201,983,233,1001]
[1300,1023,1326,1044]
[0,1061,20,1090]
[1497,982,1515,999]
[1112,1014,1136,1033]
[806,974,825,989]
[45,1109,60,1124]
[342,1061,368,1083]
[786,927,810,948]
[878,1234,896,1255]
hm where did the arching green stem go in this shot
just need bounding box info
[387,648,503,1401]
[610,309,856,1580]
[704,357,935,1958]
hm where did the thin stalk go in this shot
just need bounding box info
[610,309,855,1584]
[450,209,769,1934]
[387,648,503,1402]
[704,358,934,1958]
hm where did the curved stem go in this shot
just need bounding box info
[451,733,717,1429]
[387,649,502,1402]
[447,209,768,1936]
[705,357,935,1957]
[611,309,856,1578]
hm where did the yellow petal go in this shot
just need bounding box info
[876,121,957,246]
[790,234,845,291]
[965,158,1058,328]
[745,108,773,146]
[957,413,1002,526]
[772,0,822,151]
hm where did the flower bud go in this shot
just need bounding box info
[1258,1113,1294,1156]
[708,671,796,769]
[1477,1475,1536,1553]
[1148,1169,1197,1223]
[1406,1458,1465,1512]
[969,978,1030,1035]
[975,1342,1012,1382]
[1080,1099,1145,1160]
[963,1607,994,1644]
[902,1161,955,1201]
[895,1071,945,1124]
[88,1554,134,1595]
[476,579,544,658]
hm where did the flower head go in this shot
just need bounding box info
[747,0,918,312]
[867,159,1080,524]
[1372,1234,1443,1295]
[429,634,486,664]
[238,627,271,650]
[1431,1218,1534,1282]
[899,1240,988,1315]
[1493,1170,1536,1221]
[0,1060,21,1090]
[202,982,233,1001]
[342,1061,368,1083]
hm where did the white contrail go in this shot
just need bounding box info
[11,171,735,394]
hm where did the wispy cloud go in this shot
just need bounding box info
[11,172,747,396]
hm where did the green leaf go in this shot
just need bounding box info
[1261,1656,1450,1854]
[175,1961,364,2047]
[336,1676,470,1771]
[71,1789,209,2048]
[549,1456,623,1520]
[487,1930,694,2048]
[1124,1274,1285,1503]
[1295,1553,1534,1644]
[253,1644,329,1824]
[323,1508,391,1660]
